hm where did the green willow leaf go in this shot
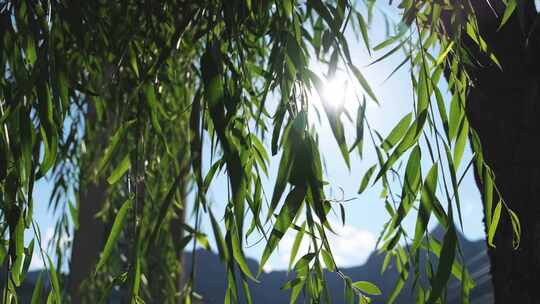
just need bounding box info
[30,272,44,304]
[435,41,454,65]
[391,145,422,230]
[425,238,473,288]
[375,110,427,183]
[344,277,355,304]
[11,215,25,286]
[352,281,381,296]
[288,222,305,272]
[448,94,462,142]
[95,120,135,179]
[427,223,457,304]
[260,186,306,274]
[357,13,370,54]
[483,167,494,229]
[231,228,258,281]
[412,163,438,252]
[488,201,502,247]
[308,71,350,167]
[195,233,210,250]
[21,240,34,283]
[508,208,521,249]
[351,98,366,157]
[349,64,378,103]
[310,0,340,32]
[321,249,335,272]
[382,113,412,151]
[210,209,230,262]
[358,165,376,194]
[269,145,293,219]
[369,39,406,66]
[373,28,406,51]
[107,154,131,185]
[388,247,408,304]
[144,83,164,137]
[96,198,132,271]
[47,256,61,303]
[453,119,469,168]
[499,0,517,30]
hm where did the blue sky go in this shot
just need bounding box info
[28,5,486,273]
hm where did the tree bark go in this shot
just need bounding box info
[68,179,106,303]
[68,103,108,303]
[452,2,540,303]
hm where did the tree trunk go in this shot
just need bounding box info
[68,103,107,303]
[456,1,540,303]
[68,179,106,303]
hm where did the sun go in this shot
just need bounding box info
[322,72,360,113]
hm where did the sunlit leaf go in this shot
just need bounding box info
[352,281,381,296]
[96,198,132,271]
[488,201,502,247]
[260,186,306,274]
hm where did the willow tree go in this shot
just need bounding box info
[440,1,540,303]
[0,0,533,303]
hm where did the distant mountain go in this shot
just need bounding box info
[187,226,493,303]
[16,227,493,303]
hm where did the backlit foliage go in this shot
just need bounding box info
[0,0,521,303]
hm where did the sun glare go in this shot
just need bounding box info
[317,71,356,111]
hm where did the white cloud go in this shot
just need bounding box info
[274,221,376,270]
[262,263,273,273]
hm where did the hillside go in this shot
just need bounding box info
[15,227,492,303]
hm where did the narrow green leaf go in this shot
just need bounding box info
[453,119,469,169]
[321,249,335,272]
[31,272,44,304]
[375,111,428,183]
[427,224,457,304]
[231,229,258,281]
[288,222,305,272]
[268,146,293,219]
[369,39,406,66]
[498,0,517,30]
[144,84,164,136]
[488,201,502,247]
[195,233,210,250]
[387,249,408,303]
[357,14,370,54]
[209,209,229,262]
[412,163,438,252]
[352,98,366,157]
[47,256,61,303]
[95,120,135,178]
[391,145,422,230]
[107,154,131,185]
[382,113,412,151]
[352,281,381,296]
[373,28,406,51]
[435,41,454,65]
[358,165,376,194]
[483,167,494,229]
[96,198,132,271]
[508,208,521,249]
[349,64,378,103]
[260,186,306,274]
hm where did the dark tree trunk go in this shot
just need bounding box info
[68,103,108,303]
[68,179,106,303]
[454,1,540,303]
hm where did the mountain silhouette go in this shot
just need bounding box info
[186,226,492,303]
[14,226,493,303]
